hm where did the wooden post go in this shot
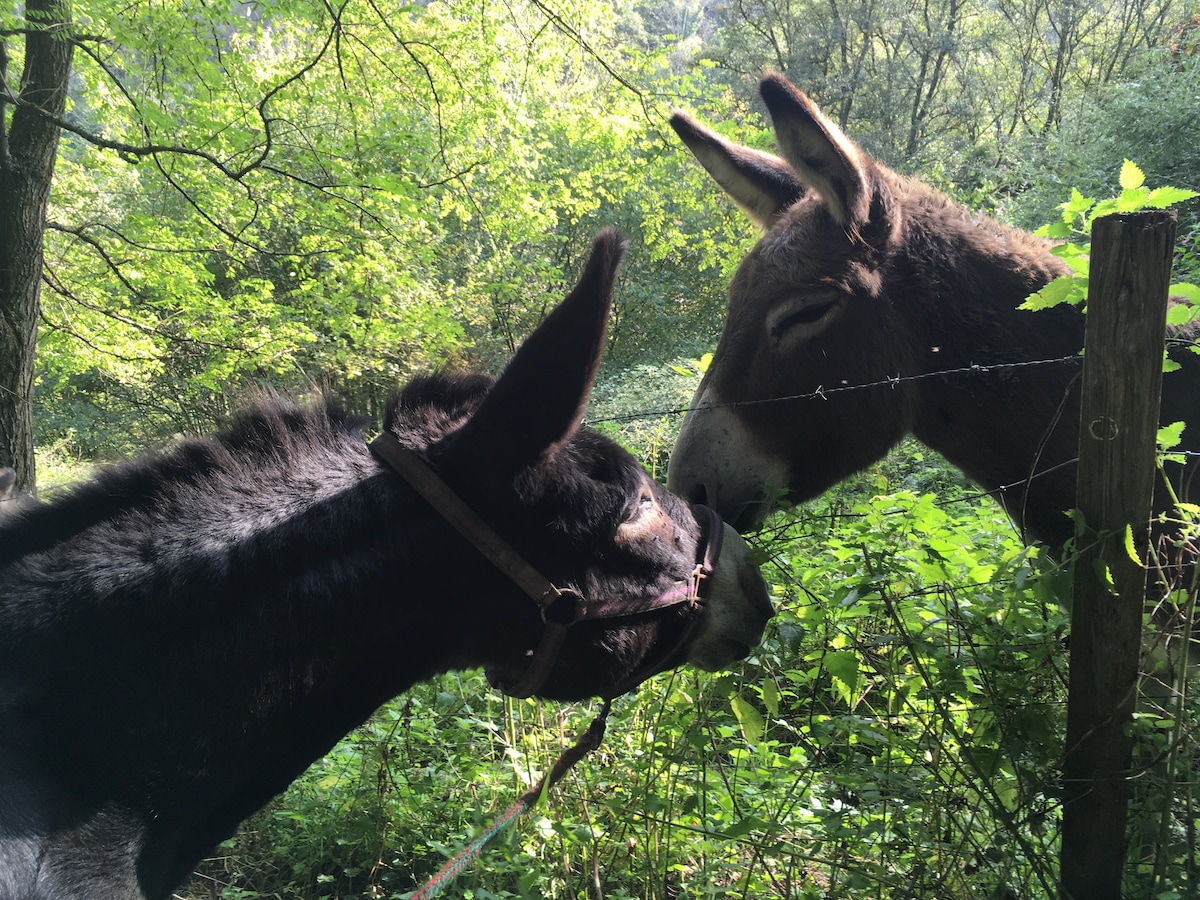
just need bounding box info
[1059,210,1176,899]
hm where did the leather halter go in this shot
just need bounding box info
[368,432,724,699]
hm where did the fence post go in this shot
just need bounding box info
[1059,210,1176,899]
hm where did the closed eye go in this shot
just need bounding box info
[615,488,665,544]
[771,299,837,338]
[627,492,654,521]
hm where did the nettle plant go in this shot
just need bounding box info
[1022,160,1199,317]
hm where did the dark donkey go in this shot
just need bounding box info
[667,73,1200,551]
[0,230,772,900]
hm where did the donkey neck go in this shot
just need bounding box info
[899,211,1084,545]
[0,410,538,898]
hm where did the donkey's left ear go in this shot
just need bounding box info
[454,229,626,475]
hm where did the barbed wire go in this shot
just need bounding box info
[587,345,1200,552]
[586,355,1084,426]
[586,352,1200,469]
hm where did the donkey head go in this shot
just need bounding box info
[390,230,772,701]
[667,74,948,531]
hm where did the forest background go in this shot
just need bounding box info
[3,0,1200,897]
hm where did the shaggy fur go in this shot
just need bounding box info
[0,231,771,900]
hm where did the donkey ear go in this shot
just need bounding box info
[670,111,804,230]
[759,73,872,227]
[455,229,627,475]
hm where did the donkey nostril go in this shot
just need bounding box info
[684,483,707,506]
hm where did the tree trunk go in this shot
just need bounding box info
[0,0,74,495]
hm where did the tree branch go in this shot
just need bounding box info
[3,4,344,182]
[525,0,651,114]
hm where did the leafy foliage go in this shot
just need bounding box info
[28,0,757,459]
[1021,163,1199,320]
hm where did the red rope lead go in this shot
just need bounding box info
[408,701,612,899]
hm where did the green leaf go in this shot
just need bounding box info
[730,695,764,745]
[1062,188,1095,220]
[1088,197,1122,224]
[1157,421,1186,450]
[1060,254,1091,276]
[1094,558,1117,590]
[671,352,714,378]
[1119,160,1145,191]
[1049,241,1090,272]
[1123,524,1141,566]
[824,650,860,697]
[715,816,772,839]
[1166,304,1193,326]
[1170,282,1200,304]
[1147,186,1200,208]
[1021,275,1085,310]
[761,676,780,718]
[1036,220,1073,238]
[1117,186,1151,211]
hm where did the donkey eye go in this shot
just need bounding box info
[624,492,654,522]
[616,490,659,541]
[771,299,837,339]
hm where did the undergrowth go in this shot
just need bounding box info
[180,424,1200,899]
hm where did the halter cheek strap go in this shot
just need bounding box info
[599,503,724,700]
[369,433,563,607]
[368,432,722,699]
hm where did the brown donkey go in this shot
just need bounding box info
[667,72,1200,553]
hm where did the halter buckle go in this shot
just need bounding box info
[686,562,709,605]
[540,586,584,625]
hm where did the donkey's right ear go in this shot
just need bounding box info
[670,111,805,230]
[759,73,873,228]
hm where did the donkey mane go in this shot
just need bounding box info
[0,374,507,570]
[383,372,495,447]
[0,403,341,561]
[876,166,1068,310]
[903,181,1063,278]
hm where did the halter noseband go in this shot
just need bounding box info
[368,432,724,699]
